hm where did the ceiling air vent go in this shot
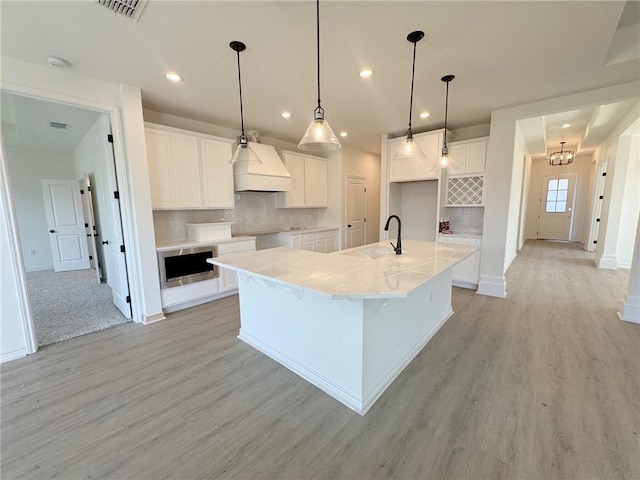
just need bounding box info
[94,0,148,22]
[49,121,70,130]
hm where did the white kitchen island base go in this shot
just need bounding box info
[235,267,453,415]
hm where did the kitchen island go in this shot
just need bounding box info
[208,239,477,415]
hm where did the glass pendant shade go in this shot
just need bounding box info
[439,146,458,169]
[298,111,341,151]
[229,136,261,165]
[394,134,426,162]
[298,0,342,152]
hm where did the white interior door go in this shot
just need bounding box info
[537,173,577,240]
[346,176,366,248]
[587,161,608,252]
[79,176,102,283]
[42,179,91,272]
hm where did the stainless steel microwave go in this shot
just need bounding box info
[158,245,218,289]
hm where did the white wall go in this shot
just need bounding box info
[523,154,594,243]
[478,80,640,298]
[1,55,164,362]
[1,142,32,362]
[342,146,381,245]
[595,109,640,269]
[517,153,532,250]
[73,114,113,280]
[504,125,527,271]
[5,146,76,271]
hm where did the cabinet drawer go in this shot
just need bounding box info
[216,239,256,255]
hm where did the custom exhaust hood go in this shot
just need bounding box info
[233,142,292,192]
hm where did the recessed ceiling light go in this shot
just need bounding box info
[281,112,292,119]
[165,72,183,82]
[359,69,373,78]
[340,131,348,137]
[562,123,570,128]
[420,112,430,119]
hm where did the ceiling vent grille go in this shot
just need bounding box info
[49,121,69,130]
[94,0,148,22]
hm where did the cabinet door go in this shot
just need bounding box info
[290,235,302,249]
[145,129,174,208]
[451,255,475,283]
[413,134,440,179]
[171,133,201,208]
[302,233,316,251]
[466,141,487,174]
[282,153,306,207]
[447,144,467,175]
[219,265,238,291]
[200,138,234,208]
[304,156,328,207]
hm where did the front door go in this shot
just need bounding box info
[537,173,577,241]
[346,176,366,248]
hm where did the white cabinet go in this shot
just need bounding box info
[447,138,487,176]
[438,235,481,288]
[278,229,338,253]
[145,123,234,209]
[388,130,446,182]
[217,239,256,291]
[276,151,328,208]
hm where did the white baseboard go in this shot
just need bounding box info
[1,347,28,363]
[617,262,632,270]
[476,274,506,298]
[161,289,238,314]
[238,329,364,414]
[361,307,453,415]
[618,295,640,324]
[596,254,618,270]
[24,266,53,273]
[143,312,167,324]
[452,280,478,290]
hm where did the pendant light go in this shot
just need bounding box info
[229,41,261,165]
[393,31,427,163]
[298,0,341,152]
[439,74,458,169]
[549,141,574,166]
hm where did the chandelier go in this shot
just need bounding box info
[549,141,574,166]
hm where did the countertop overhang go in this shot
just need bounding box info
[207,239,478,299]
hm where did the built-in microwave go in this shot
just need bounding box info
[158,245,218,289]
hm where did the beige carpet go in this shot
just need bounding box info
[25,268,130,346]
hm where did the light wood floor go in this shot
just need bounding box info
[2,240,638,480]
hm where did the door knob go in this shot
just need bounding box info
[102,240,109,245]
[348,224,352,228]
[49,229,55,233]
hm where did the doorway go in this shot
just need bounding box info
[2,92,132,347]
[537,173,577,241]
[345,175,366,249]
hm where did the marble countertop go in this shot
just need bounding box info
[207,239,478,299]
[156,236,256,252]
[438,232,483,239]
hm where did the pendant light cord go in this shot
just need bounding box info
[407,40,417,136]
[236,49,245,137]
[443,79,449,147]
[316,0,322,114]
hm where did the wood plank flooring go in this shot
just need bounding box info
[1,240,638,479]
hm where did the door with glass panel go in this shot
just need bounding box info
[537,174,577,240]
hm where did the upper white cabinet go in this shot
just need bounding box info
[145,123,234,209]
[388,130,445,182]
[276,151,328,208]
[447,138,487,176]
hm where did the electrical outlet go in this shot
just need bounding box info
[30,249,36,256]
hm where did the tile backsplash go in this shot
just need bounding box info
[153,192,320,242]
[442,207,484,235]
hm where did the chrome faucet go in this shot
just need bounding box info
[384,215,402,255]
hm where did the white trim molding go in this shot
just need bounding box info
[596,254,618,269]
[1,347,28,364]
[476,274,507,298]
[618,295,640,324]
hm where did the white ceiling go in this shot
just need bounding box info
[1,1,638,155]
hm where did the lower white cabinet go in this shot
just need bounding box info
[217,239,257,292]
[160,238,256,312]
[438,235,481,289]
[278,229,338,253]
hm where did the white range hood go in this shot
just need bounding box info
[233,142,292,192]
